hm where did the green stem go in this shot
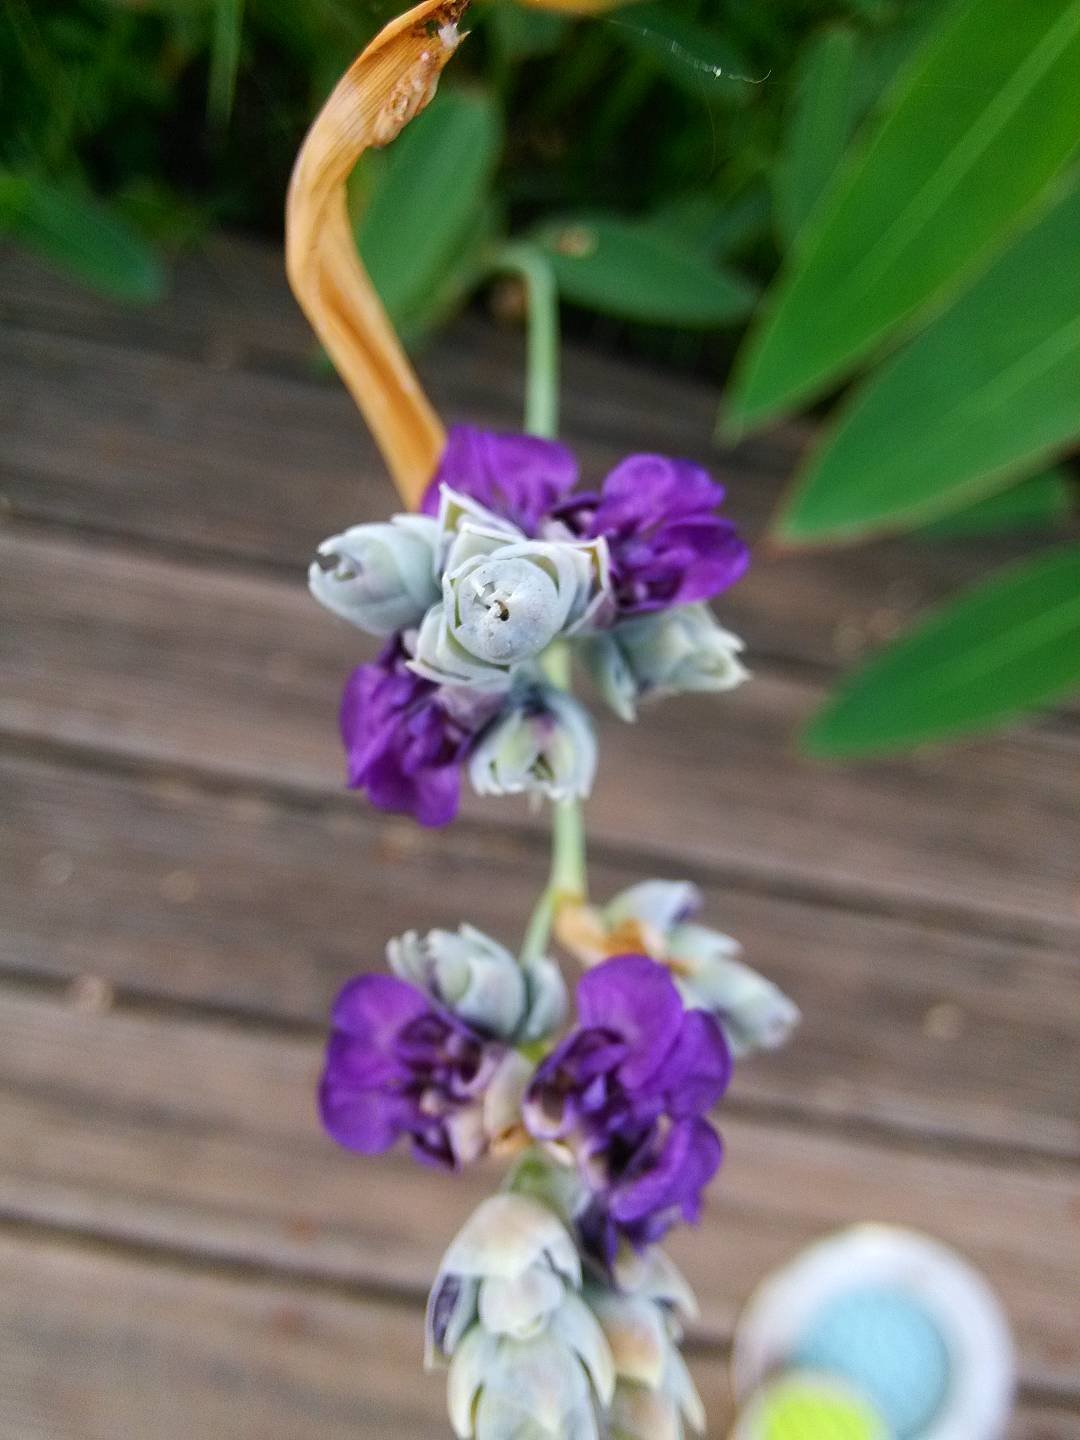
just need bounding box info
[519,642,589,964]
[539,640,587,905]
[519,886,557,967]
[489,241,560,442]
[490,245,587,965]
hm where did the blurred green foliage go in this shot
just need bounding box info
[3,0,1078,751]
[0,0,918,305]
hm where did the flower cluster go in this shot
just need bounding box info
[318,899,797,1438]
[308,412,790,1440]
[427,1185,705,1440]
[309,426,749,826]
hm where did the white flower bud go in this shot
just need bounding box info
[470,1333,600,1440]
[669,927,801,1057]
[431,1193,614,1440]
[436,1195,581,1298]
[586,1259,705,1440]
[411,486,613,689]
[308,514,439,635]
[390,925,527,1039]
[388,924,567,1044]
[469,687,597,803]
[436,485,524,572]
[452,552,569,665]
[586,605,748,719]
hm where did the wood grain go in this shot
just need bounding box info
[1,1227,1075,1440]
[3,750,1077,1157]
[3,238,1079,1433]
[3,526,1077,942]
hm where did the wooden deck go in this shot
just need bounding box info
[1,237,1078,1438]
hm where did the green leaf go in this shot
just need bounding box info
[728,0,1080,430]
[357,88,502,332]
[774,26,860,248]
[487,5,567,60]
[0,173,165,303]
[805,545,1080,756]
[397,202,498,348]
[777,180,1080,542]
[534,213,755,328]
[919,469,1073,539]
[646,185,770,261]
[604,2,752,101]
[208,0,245,127]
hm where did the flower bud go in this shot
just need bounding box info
[389,923,566,1044]
[436,483,525,570]
[672,931,800,1057]
[585,1255,705,1440]
[308,514,439,635]
[429,1194,615,1440]
[584,881,799,1059]
[469,687,597,803]
[411,486,613,689]
[585,605,747,720]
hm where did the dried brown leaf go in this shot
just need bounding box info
[286,0,471,508]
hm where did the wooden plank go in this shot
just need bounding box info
[1,990,1077,1396]
[0,240,804,497]
[2,526,1077,942]
[0,1228,1073,1440]
[0,238,316,368]
[3,320,1071,694]
[0,1228,447,1440]
[4,750,1077,1157]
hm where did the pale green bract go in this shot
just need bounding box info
[410,486,613,690]
[308,513,440,635]
[469,685,597,803]
[429,1194,615,1440]
[584,604,748,721]
[388,923,567,1044]
[428,1179,708,1440]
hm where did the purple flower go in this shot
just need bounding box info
[554,454,749,616]
[320,973,520,1169]
[420,424,579,536]
[524,955,731,1261]
[340,640,484,827]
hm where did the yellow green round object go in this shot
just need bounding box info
[746,1376,888,1440]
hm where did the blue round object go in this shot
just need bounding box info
[792,1285,950,1438]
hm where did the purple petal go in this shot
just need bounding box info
[576,955,684,1090]
[420,425,579,534]
[318,1072,412,1154]
[363,751,462,828]
[594,455,725,532]
[654,1009,732,1117]
[609,1116,722,1228]
[329,973,431,1040]
[339,653,466,828]
[321,1030,405,1091]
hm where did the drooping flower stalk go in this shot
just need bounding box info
[286,0,468,505]
[285,9,796,1434]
